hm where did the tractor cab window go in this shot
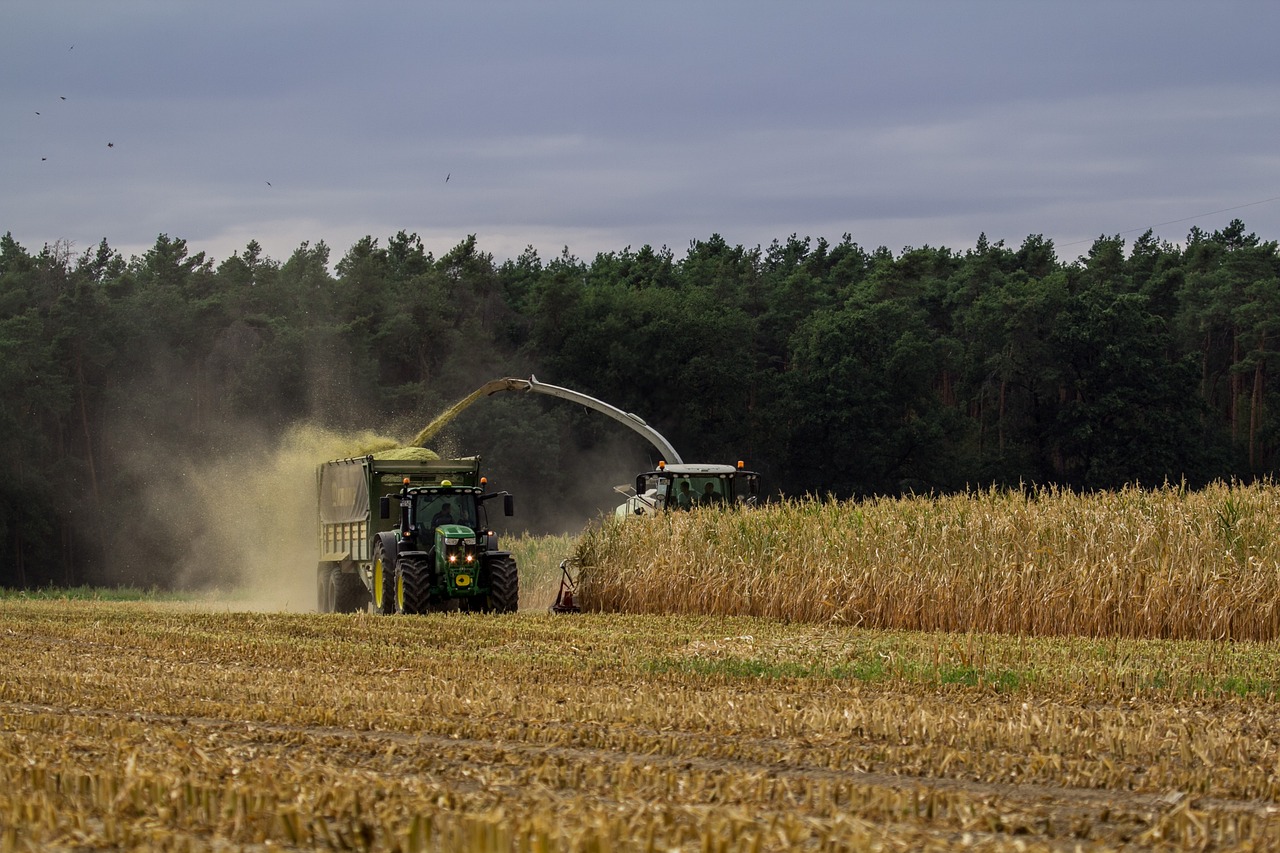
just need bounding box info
[639,473,732,510]
[697,479,726,506]
[671,478,696,510]
[416,494,478,531]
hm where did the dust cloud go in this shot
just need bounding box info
[95,369,673,609]
[105,421,403,611]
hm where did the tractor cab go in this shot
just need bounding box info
[411,487,487,590]
[416,490,480,535]
[615,461,760,517]
[379,478,514,555]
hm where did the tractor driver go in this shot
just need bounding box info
[675,480,694,510]
[431,502,455,528]
[700,482,724,506]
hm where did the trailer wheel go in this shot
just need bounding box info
[332,570,367,613]
[317,565,336,613]
[372,536,397,615]
[396,556,431,615]
[484,555,519,614]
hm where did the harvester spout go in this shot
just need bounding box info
[408,379,534,447]
[507,375,683,464]
[481,378,535,396]
[411,375,684,463]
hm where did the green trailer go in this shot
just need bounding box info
[317,455,517,615]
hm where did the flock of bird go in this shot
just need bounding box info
[32,99,111,159]
[27,44,455,188]
[30,45,115,161]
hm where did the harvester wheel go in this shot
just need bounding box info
[396,556,432,615]
[484,555,519,614]
[372,536,397,615]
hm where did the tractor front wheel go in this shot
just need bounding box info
[396,556,432,615]
[484,555,519,614]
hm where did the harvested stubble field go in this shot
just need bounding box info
[3,599,1280,851]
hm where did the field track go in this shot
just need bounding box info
[3,600,1280,850]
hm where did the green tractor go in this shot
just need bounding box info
[376,476,518,614]
[317,455,517,615]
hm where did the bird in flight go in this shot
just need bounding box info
[266,181,272,186]
[445,173,450,183]
[107,142,114,148]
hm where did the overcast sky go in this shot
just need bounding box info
[5,1,1280,270]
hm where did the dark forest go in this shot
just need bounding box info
[2,221,1277,589]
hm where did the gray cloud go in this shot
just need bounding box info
[4,1,1279,267]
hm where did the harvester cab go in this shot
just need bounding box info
[615,460,760,517]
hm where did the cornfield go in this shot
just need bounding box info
[575,481,1280,640]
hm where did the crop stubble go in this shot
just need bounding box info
[2,600,1279,850]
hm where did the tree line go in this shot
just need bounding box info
[2,221,1278,588]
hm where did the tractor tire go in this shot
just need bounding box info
[483,555,519,614]
[317,564,336,613]
[371,535,397,615]
[333,569,367,613]
[396,556,432,615]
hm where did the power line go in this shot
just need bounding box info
[1061,193,1280,248]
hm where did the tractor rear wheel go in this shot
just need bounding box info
[372,537,397,615]
[484,555,519,613]
[396,556,432,615]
